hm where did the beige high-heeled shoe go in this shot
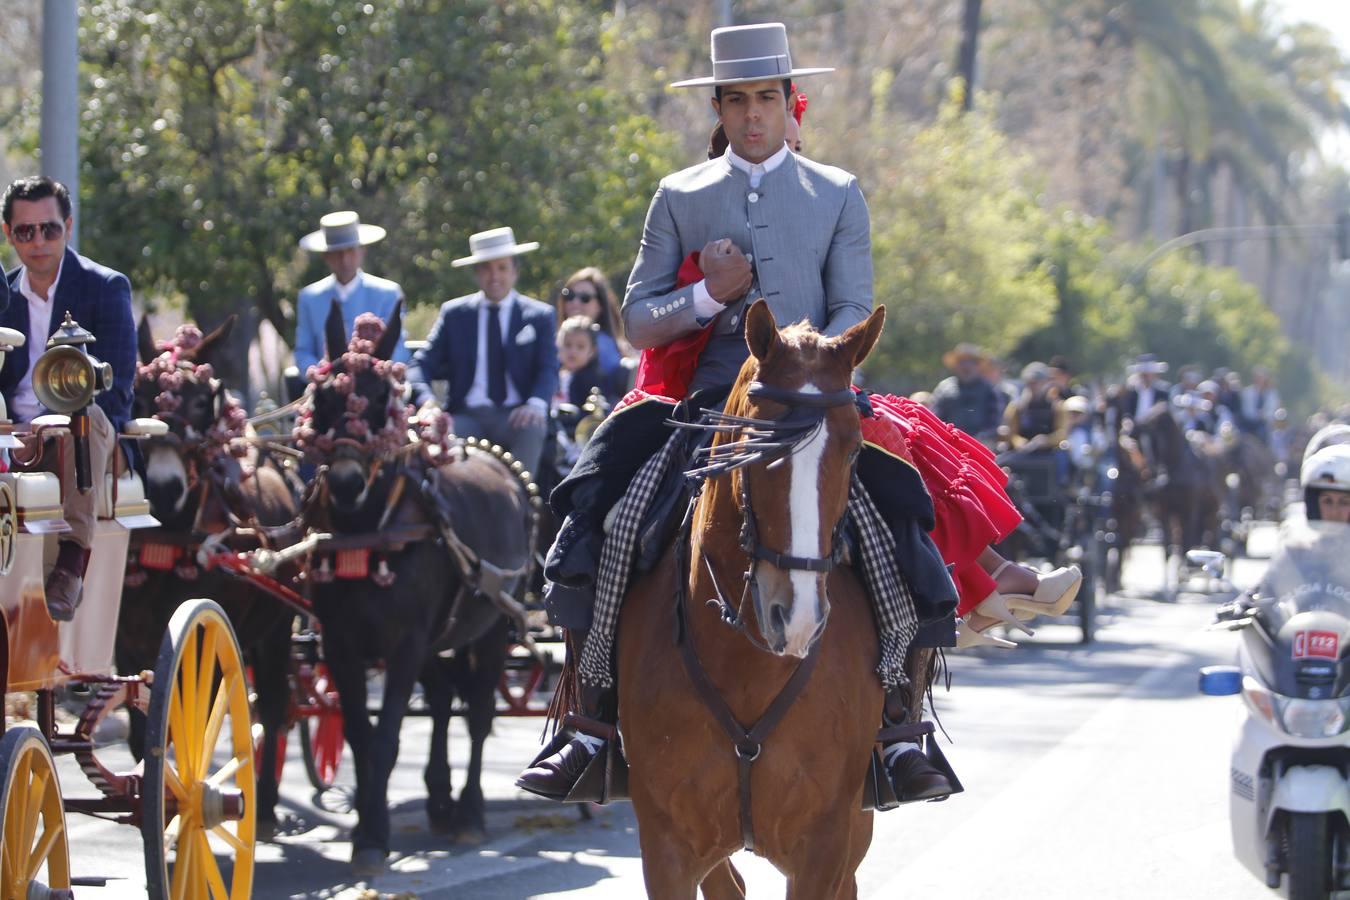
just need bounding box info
[955,617,1017,649]
[993,562,1083,618]
[955,591,1034,649]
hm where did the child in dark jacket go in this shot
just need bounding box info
[555,316,622,409]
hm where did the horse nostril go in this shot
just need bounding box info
[769,603,789,636]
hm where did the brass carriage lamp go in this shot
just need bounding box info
[32,312,114,493]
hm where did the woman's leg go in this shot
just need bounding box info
[976,547,1039,595]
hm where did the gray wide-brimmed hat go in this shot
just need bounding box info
[451,227,540,268]
[299,210,387,253]
[670,23,833,89]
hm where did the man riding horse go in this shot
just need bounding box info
[519,23,1005,806]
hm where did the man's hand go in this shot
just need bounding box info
[509,403,545,430]
[701,238,752,304]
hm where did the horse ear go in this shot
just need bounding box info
[834,305,885,369]
[325,300,347,362]
[372,300,403,361]
[192,314,237,364]
[745,299,779,361]
[137,315,157,364]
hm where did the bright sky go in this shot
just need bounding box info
[1276,0,1350,163]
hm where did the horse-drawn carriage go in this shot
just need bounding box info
[994,451,1112,642]
[0,321,257,897]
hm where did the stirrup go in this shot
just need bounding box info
[524,713,630,805]
[862,721,964,811]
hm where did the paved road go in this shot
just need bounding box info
[60,532,1284,899]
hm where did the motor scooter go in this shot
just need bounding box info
[1199,522,1350,899]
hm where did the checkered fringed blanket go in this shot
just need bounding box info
[577,431,918,690]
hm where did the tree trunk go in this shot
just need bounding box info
[957,0,983,110]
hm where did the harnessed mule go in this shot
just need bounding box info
[298,302,537,876]
[1133,403,1221,595]
[618,302,891,899]
[121,315,301,836]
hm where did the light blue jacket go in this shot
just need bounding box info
[294,272,409,374]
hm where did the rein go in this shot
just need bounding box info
[666,379,857,851]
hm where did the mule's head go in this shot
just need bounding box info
[296,300,407,513]
[134,315,240,520]
[722,300,884,657]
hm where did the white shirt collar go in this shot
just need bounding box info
[481,289,518,312]
[17,255,64,307]
[332,269,364,301]
[725,144,790,182]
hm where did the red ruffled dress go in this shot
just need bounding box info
[856,393,1021,616]
[629,253,1022,617]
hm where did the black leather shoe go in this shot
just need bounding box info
[887,745,955,802]
[45,567,84,622]
[515,735,602,801]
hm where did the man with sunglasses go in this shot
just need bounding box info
[0,175,137,622]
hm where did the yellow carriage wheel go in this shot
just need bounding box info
[142,600,256,900]
[0,725,70,900]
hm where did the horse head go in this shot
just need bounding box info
[296,300,408,514]
[134,315,243,521]
[705,300,884,658]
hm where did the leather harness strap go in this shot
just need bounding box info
[676,517,821,853]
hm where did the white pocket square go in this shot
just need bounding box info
[515,323,536,345]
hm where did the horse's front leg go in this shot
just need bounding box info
[452,616,510,844]
[632,806,714,900]
[419,657,456,834]
[365,625,430,864]
[699,859,746,900]
[321,618,379,874]
[251,620,293,840]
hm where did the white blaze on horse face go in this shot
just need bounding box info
[146,445,189,514]
[783,382,829,657]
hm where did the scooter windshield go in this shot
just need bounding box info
[1257,520,1350,630]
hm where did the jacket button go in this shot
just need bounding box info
[745,254,754,264]
[748,192,759,203]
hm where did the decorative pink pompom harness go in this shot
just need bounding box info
[135,323,249,462]
[129,324,253,584]
[293,313,412,463]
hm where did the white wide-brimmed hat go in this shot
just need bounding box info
[451,227,540,268]
[299,210,387,253]
[670,23,833,89]
[1127,353,1169,375]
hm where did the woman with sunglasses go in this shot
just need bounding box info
[556,267,632,382]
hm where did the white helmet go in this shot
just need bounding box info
[1302,445,1350,520]
[1303,423,1350,468]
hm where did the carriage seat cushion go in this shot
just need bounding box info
[101,470,147,519]
[0,472,62,515]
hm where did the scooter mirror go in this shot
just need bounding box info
[1199,665,1242,696]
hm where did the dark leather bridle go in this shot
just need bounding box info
[676,380,861,653]
[669,380,865,852]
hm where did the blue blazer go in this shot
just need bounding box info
[1,248,136,434]
[293,272,409,374]
[409,292,558,413]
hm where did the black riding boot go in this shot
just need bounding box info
[515,671,616,802]
[881,647,956,803]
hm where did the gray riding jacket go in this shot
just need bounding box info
[622,151,873,390]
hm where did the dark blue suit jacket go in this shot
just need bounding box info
[409,292,559,413]
[1,248,137,434]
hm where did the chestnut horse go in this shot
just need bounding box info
[618,301,887,899]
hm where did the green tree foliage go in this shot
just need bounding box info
[864,93,1057,386]
[74,0,677,376]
